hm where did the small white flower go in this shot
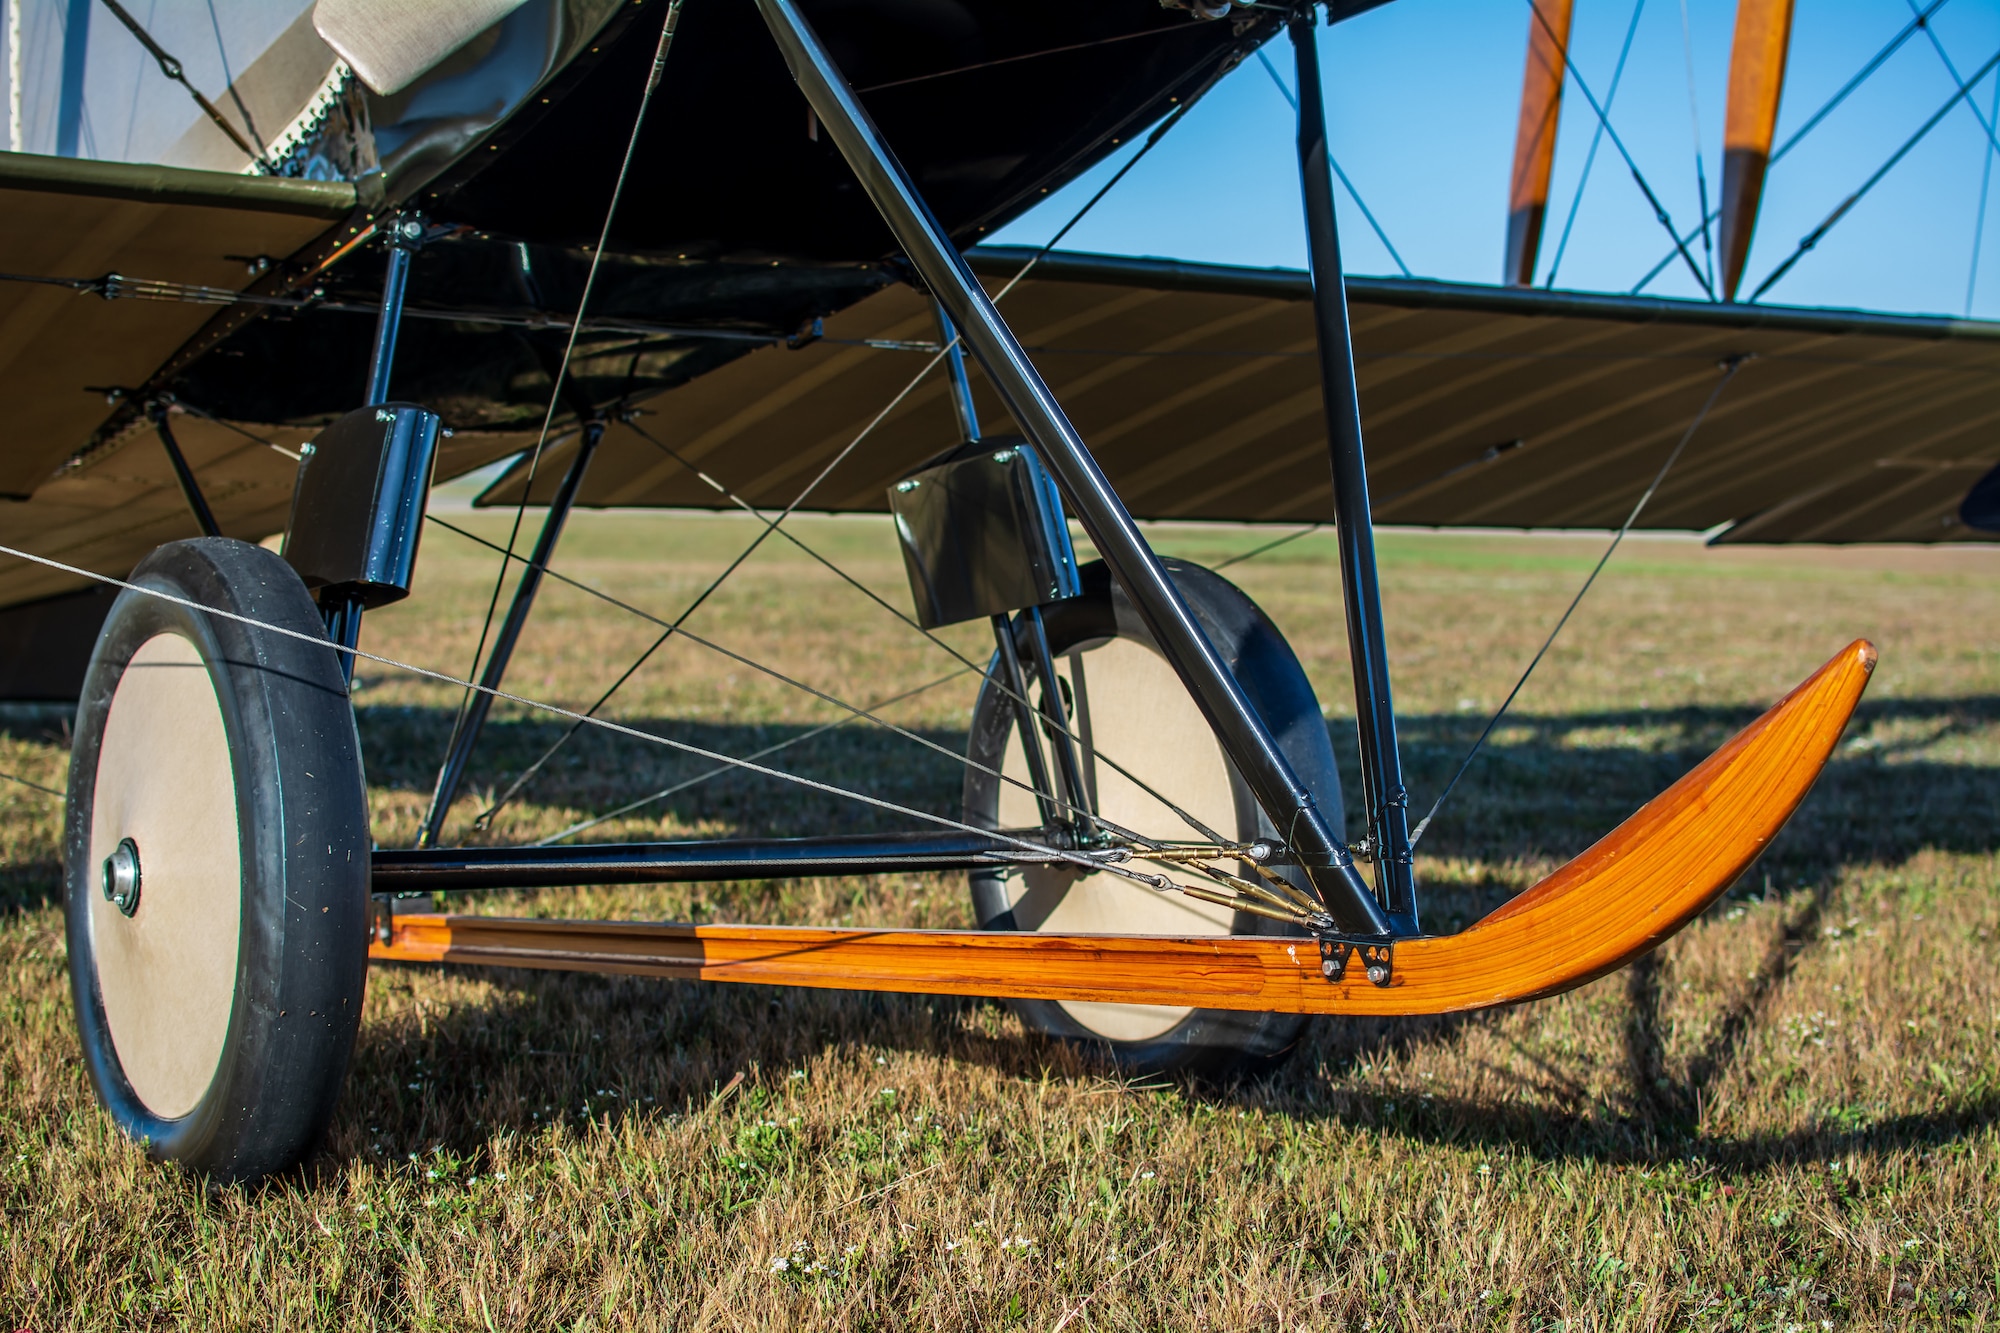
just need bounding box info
[790,1070,806,1080]
[945,1240,960,1252]
[1141,1171,1155,1180]
[845,1244,860,1256]
[425,1169,438,1180]
[407,1082,420,1090]
[876,1056,888,1065]
[770,1257,790,1273]
[495,1172,507,1181]
[1904,1238,1922,1249]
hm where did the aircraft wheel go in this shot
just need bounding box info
[965,559,1341,1079]
[64,538,371,1183]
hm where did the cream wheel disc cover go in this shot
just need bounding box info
[87,633,242,1119]
[995,636,1238,1041]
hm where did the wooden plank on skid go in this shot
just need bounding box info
[374,641,1875,1017]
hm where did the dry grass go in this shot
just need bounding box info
[3,509,1998,1329]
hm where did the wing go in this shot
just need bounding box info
[475,247,2000,546]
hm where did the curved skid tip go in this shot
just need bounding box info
[372,641,1877,1019]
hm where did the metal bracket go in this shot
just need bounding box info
[370,892,399,945]
[1317,934,1394,987]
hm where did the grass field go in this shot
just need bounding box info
[3,507,1997,1328]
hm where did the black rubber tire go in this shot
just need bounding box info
[965,558,1342,1079]
[65,538,371,1184]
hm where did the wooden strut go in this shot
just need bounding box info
[1505,0,1574,287]
[1720,0,1797,302]
[372,640,1875,1017]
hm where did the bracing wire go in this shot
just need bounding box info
[454,58,1238,843]
[1254,48,1413,277]
[426,0,686,838]
[1969,65,2000,314]
[1749,46,2000,302]
[1675,0,1717,295]
[536,670,976,845]
[97,0,273,172]
[1406,356,1746,847]
[1545,0,1645,290]
[0,539,1304,923]
[0,768,64,799]
[1524,0,1715,299]
[467,415,1231,847]
[421,510,1173,854]
[1907,0,2000,158]
[1632,0,1950,294]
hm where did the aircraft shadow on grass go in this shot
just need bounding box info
[350,691,2000,880]
[309,694,2000,1176]
[3,699,1993,1172]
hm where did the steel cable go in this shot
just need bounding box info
[427,0,688,840]
[1632,0,1950,294]
[1407,355,1746,847]
[1545,0,1646,290]
[0,539,1303,923]
[1525,0,1714,299]
[468,415,1230,846]
[420,511,1174,854]
[451,61,1237,843]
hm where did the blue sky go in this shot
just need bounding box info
[989,0,2000,319]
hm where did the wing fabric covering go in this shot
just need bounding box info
[478,250,2000,546]
[0,153,551,607]
[374,640,1876,1017]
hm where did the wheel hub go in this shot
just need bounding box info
[101,837,141,916]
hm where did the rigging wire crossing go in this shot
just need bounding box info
[418,504,1177,857]
[469,412,1231,850]
[1544,0,1647,290]
[1632,0,1951,293]
[1525,0,1715,299]
[1750,45,2000,301]
[0,539,1311,928]
[449,56,1241,843]
[428,0,688,841]
[1254,48,1412,278]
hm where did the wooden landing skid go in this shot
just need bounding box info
[372,640,1875,1016]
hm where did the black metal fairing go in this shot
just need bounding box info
[169,241,891,428]
[153,0,1313,432]
[417,0,1280,261]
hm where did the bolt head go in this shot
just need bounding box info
[1321,958,1338,978]
[1366,964,1390,985]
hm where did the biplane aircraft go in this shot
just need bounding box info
[0,0,1983,1184]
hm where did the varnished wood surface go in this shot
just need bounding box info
[1720,0,1796,300]
[1505,0,1574,286]
[372,641,1875,1016]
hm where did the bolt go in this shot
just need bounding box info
[1367,964,1390,985]
[102,838,141,917]
[1321,958,1338,978]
